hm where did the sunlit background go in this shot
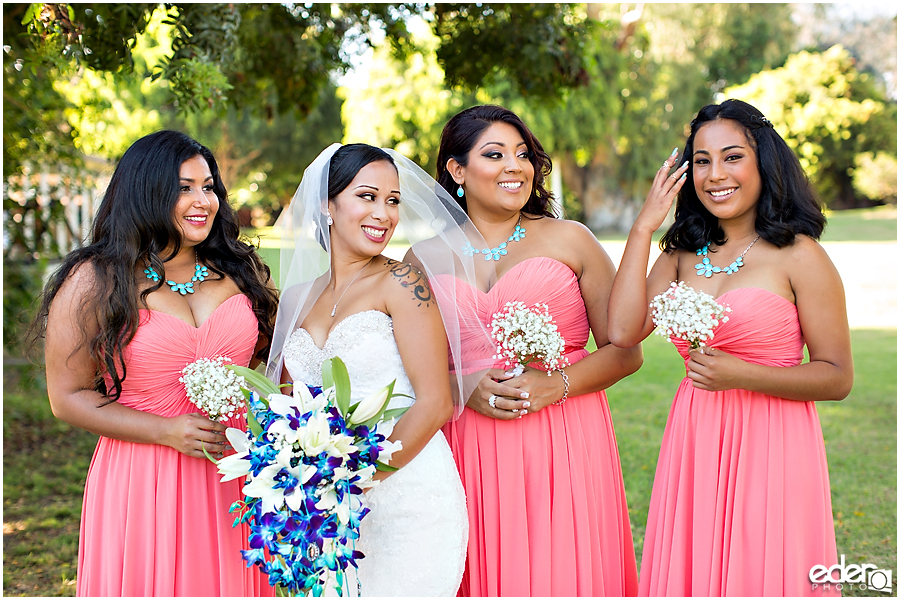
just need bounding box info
[3,4,897,596]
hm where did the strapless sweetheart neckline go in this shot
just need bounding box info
[459,256,577,294]
[715,286,793,305]
[294,309,389,351]
[139,293,250,329]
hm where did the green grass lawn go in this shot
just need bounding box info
[820,205,897,243]
[3,331,895,596]
[4,205,895,595]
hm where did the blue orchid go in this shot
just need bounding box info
[220,358,407,596]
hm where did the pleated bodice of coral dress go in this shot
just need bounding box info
[76,294,273,597]
[639,287,839,597]
[435,256,639,597]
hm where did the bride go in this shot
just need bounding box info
[267,143,481,596]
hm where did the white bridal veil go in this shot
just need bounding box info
[266,143,492,419]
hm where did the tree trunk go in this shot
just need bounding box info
[559,151,641,233]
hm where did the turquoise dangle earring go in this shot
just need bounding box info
[457,186,464,198]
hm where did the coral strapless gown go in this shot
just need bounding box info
[76,294,273,596]
[437,257,639,597]
[639,287,839,596]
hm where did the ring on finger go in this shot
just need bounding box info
[488,394,497,409]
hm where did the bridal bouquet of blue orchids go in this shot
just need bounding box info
[214,359,408,596]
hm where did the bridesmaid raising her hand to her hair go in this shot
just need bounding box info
[608,99,852,596]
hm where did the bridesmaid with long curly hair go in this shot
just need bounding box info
[32,131,278,596]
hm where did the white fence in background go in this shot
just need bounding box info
[3,156,111,260]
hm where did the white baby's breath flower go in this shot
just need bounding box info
[180,356,246,423]
[650,281,731,349]
[490,301,569,375]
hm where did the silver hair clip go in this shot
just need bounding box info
[750,114,774,128]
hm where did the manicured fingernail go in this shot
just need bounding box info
[670,147,678,156]
[521,392,529,399]
[680,173,686,180]
[681,161,688,169]
[523,401,531,408]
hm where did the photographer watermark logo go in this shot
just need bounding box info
[809,555,893,593]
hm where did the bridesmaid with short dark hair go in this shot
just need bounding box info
[609,99,851,596]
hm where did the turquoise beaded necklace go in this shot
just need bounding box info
[694,235,760,277]
[143,251,209,295]
[463,213,526,261]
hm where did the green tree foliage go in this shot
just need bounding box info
[10,3,415,117]
[171,87,344,218]
[432,4,592,101]
[726,45,897,208]
[3,4,81,176]
[342,18,477,175]
[486,3,797,230]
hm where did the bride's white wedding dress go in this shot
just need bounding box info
[283,310,468,597]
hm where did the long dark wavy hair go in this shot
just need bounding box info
[436,105,557,218]
[31,130,279,403]
[661,99,825,253]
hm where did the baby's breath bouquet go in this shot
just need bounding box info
[650,281,731,349]
[491,301,569,377]
[180,356,247,422]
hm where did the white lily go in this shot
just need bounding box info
[217,451,251,482]
[315,484,351,524]
[354,464,377,486]
[347,384,392,425]
[267,418,301,447]
[377,439,403,464]
[242,447,314,514]
[375,418,396,439]
[267,393,298,417]
[225,427,251,453]
[296,412,338,456]
[242,463,283,513]
[330,432,359,458]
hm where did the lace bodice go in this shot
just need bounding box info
[283,310,415,410]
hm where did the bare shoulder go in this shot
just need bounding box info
[380,257,436,310]
[781,234,843,293]
[535,216,598,241]
[783,234,836,271]
[54,260,102,307]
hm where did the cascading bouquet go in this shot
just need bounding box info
[490,301,569,377]
[650,281,731,349]
[212,358,407,597]
[180,355,247,423]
